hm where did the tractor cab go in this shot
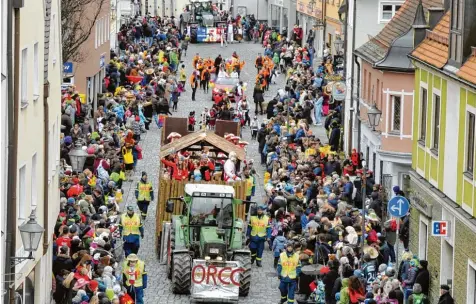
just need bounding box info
[166,184,245,261]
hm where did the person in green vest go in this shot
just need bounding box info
[135,171,154,220]
[244,169,256,201]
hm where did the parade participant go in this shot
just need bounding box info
[119,206,144,257]
[244,169,256,201]
[247,205,271,267]
[224,151,241,182]
[135,171,154,220]
[277,241,302,304]
[122,254,148,304]
[190,70,199,101]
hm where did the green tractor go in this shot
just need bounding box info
[164,183,252,301]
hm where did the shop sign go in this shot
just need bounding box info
[431,221,449,237]
[332,81,346,101]
[408,186,433,218]
[272,0,284,7]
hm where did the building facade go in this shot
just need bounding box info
[234,0,269,21]
[342,0,392,156]
[408,1,476,301]
[2,0,62,302]
[353,0,441,195]
[268,0,295,34]
[71,2,110,116]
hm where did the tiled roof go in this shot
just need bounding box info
[355,0,441,64]
[411,11,450,68]
[457,48,476,84]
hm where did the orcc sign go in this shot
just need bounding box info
[191,260,243,302]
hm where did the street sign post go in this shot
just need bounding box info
[388,196,410,218]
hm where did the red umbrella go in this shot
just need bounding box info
[126,75,143,83]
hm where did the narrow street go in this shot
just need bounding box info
[120,41,326,303]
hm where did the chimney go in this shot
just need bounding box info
[428,7,445,29]
[412,0,429,47]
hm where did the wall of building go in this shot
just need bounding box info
[73,3,110,113]
[234,0,269,20]
[412,67,448,195]
[409,172,476,304]
[0,0,8,300]
[380,72,414,153]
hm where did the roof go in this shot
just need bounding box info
[456,48,476,83]
[375,30,414,70]
[159,130,246,161]
[355,0,441,64]
[184,184,235,196]
[410,11,450,68]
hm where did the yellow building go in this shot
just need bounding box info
[296,0,343,55]
[408,1,476,302]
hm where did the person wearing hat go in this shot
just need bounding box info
[135,171,154,220]
[247,204,271,267]
[414,259,430,296]
[119,206,144,257]
[438,284,454,304]
[277,241,302,304]
[244,169,256,202]
[122,253,147,304]
[407,283,428,304]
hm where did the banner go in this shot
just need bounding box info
[191,259,242,302]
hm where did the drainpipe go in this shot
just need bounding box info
[355,54,361,153]
[42,82,49,254]
[348,0,357,154]
[5,3,20,304]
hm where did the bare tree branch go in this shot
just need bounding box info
[61,0,107,63]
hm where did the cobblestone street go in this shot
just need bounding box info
[119,42,327,304]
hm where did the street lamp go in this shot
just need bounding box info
[68,140,89,172]
[12,210,44,264]
[334,35,344,54]
[367,104,382,131]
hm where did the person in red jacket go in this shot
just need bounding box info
[161,157,189,181]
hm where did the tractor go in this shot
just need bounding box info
[164,183,252,302]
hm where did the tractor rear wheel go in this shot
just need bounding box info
[172,253,192,294]
[234,253,251,296]
[167,224,176,280]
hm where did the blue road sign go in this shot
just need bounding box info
[63,62,73,74]
[388,196,410,217]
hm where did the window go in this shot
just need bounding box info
[468,260,476,304]
[467,112,475,174]
[380,2,402,22]
[450,0,463,63]
[21,48,28,107]
[420,88,427,141]
[391,95,401,131]
[18,165,26,219]
[419,217,428,259]
[51,123,56,175]
[31,154,37,207]
[363,69,367,99]
[95,20,99,48]
[33,43,39,98]
[376,79,380,104]
[52,13,57,64]
[368,72,372,102]
[105,17,109,41]
[441,240,454,287]
[432,94,441,150]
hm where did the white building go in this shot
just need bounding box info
[2,0,62,302]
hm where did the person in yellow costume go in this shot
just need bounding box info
[122,253,147,304]
[119,206,144,257]
[246,205,271,267]
[277,242,302,304]
[135,171,154,220]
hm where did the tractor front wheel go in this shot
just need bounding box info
[172,253,192,294]
[234,253,251,296]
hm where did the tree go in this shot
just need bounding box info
[61,0,107,63]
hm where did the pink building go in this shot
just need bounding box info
[353,0,442,194]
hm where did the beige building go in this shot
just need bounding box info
[1,0,62,302]
[71,2,110,114]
